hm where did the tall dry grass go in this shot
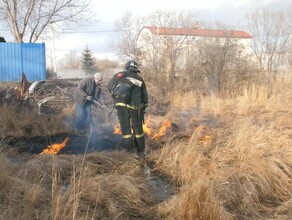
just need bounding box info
[0,103,68,139]
[0,146,157,219]
[151,78,292,219]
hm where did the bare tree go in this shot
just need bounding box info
[58,51,80,69]
[287,36,292,68]
[246,8,292,77]
[94,59,120,70]
[195,37,254,96]
[138,10,199,90]
[114,12,143,61]
[0,0,93,43]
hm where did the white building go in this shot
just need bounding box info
[137,26,253,76]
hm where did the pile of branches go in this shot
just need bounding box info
[29,79,77,115]
[0,75,78,115]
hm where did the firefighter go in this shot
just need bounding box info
[108,60,148,158]
[74,72,105,134]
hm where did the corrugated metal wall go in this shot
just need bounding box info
[0,43,46,82]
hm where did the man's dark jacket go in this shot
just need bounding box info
[74,77,104,105]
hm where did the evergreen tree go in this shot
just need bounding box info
[81,46,97,75]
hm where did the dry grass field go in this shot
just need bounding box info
[150,80,292,219]
[0,75,291,219]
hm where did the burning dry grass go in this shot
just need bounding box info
[149,80,292,219]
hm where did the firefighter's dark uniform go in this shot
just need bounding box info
[108,65,148,153]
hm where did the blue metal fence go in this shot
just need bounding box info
[0,43,46,82]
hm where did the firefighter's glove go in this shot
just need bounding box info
[86,96,93,101]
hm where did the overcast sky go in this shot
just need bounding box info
[48,0,291,62]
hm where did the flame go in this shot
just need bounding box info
[143,114,152,136]
[193,125,212,144]
[152,120,172,139]
[113,124,121,134]
[198,135,212,144]
[40,137,69,155]
[113,114,152,136]
[112,114,173,139]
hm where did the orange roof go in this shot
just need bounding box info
[144,26,252,39]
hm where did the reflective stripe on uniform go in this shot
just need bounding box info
[122,134,132,139]
[135,133,144,138]
[115,102,137,110]
[126,77,143,87]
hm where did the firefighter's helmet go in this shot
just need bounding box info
[125,60,139,71]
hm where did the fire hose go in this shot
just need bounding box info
[82,123,93,164]
[91,99,114,116]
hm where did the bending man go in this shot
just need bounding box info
[74,72,104,134]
